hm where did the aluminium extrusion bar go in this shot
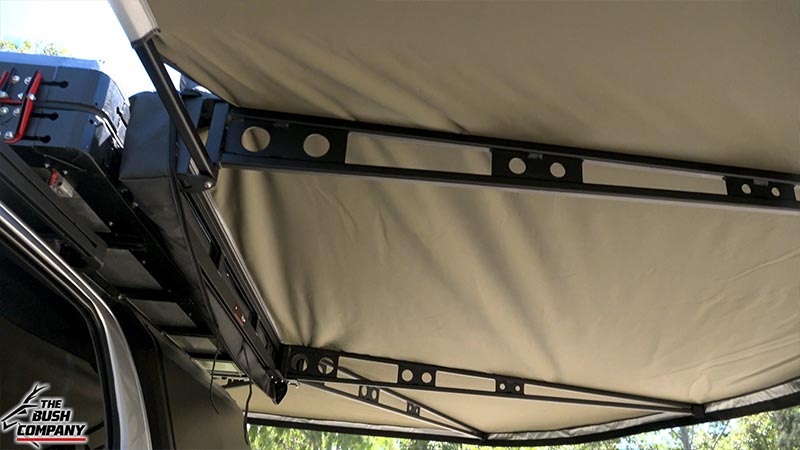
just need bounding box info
[142,86,288,400]
[177,93,284,358]
[182,208,280,370]
[219,108,800,213]
[283,346,700,416]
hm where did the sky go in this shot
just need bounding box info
[0,0,175,97]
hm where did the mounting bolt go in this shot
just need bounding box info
[26,93,36,101]
[12,108,20,117]
[44,162,50,169]
[0,91,8,99]
[4,131,14,140]
[10,75,20,84]
[0,107,7,115]
[16,92,24,100]
[203,180,214,189]
[24,76,32,85]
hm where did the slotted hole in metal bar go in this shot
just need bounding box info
[584,161,727,195]
[347,133,491,175]
[337,357,397,382]
[434,371,494,391]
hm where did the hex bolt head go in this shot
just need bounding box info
[0,107,8,115]
[203,180,215,189]
[12,108,20,117]
[10,75,20,84]
[4,131,14,140]
[24,76,32,85]
[16,92,24,100]
[0,91,8,99]
[26,93,36,101]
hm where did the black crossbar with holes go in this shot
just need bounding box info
[282,346,702,416]
[217,108,800,213]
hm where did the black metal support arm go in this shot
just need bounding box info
[282,346,702,417]
[218,108,800,213]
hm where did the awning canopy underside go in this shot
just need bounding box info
[139,0,799,444]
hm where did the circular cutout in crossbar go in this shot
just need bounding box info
[290,354,309,373]
[241,126,270,152]
[771,187,781,197]
[401,369,413,382]
[421,372,433,384]
[741,184,752,194]
[549,162,566,178]
[509,157,526,175]
[303,134,330,158]
[318,357,335,375]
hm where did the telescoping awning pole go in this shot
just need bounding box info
[133,39,216,189]
[108,0,216,190]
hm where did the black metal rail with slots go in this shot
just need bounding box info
[217,108,800,213]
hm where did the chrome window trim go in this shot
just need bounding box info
[0,200,152,450]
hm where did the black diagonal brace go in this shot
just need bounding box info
[303,382,483,440]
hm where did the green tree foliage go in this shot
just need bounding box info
[719,406,800,450]
[0,39,68,56]
[247,425,395,450]
[248,406,799,450]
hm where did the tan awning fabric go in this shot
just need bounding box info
[142,0,799,438]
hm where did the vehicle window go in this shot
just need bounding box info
[0,250,108,449]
